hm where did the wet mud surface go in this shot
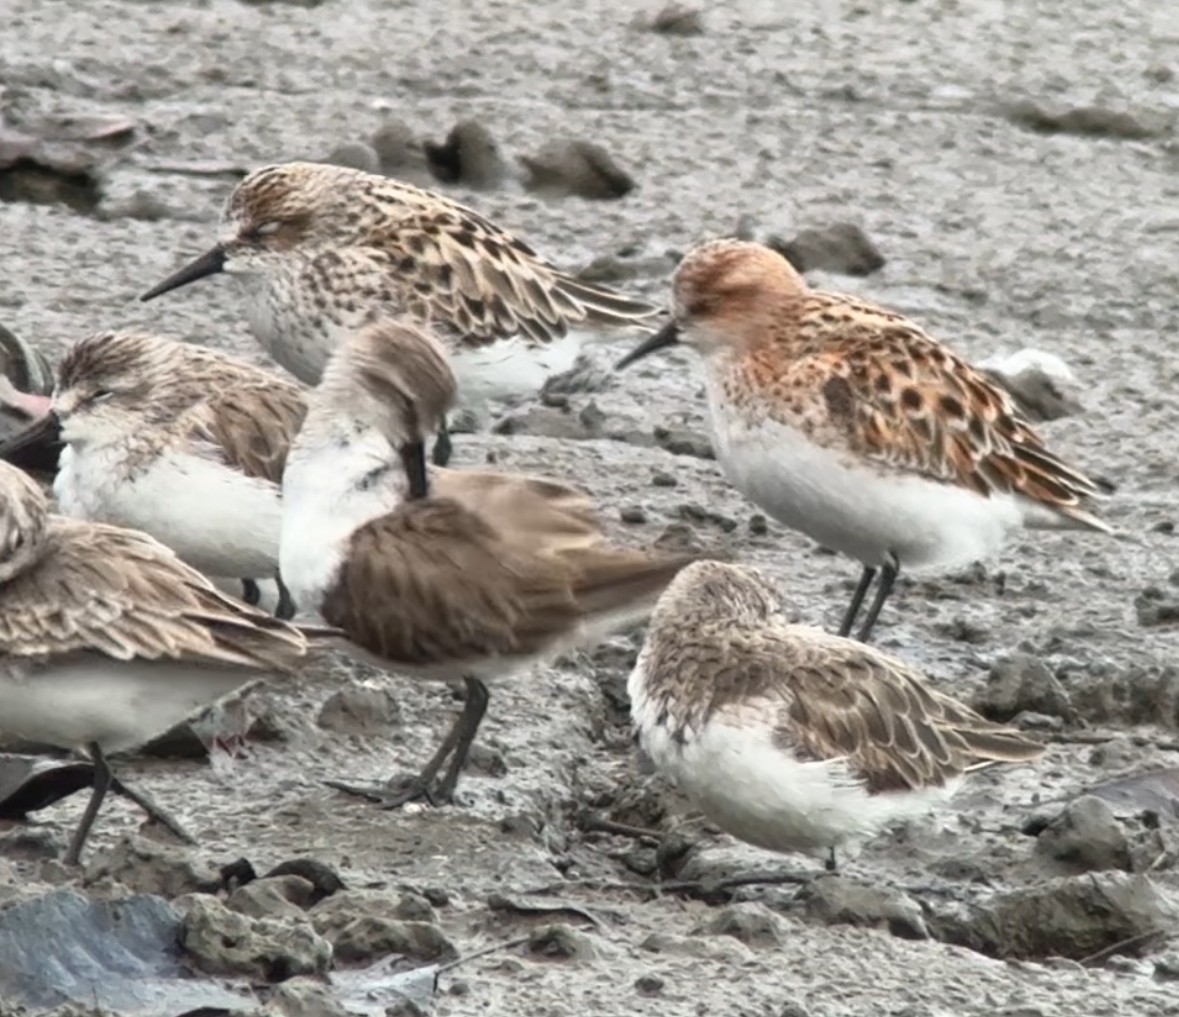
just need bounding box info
[2,1,1179,1014]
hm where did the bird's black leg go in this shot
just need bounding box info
[433,677,491,803]
[854,558,900,643]
[64,742,115,867]
[110,777,195,845]
[431,418,453,467]
[241,579,261,606]
[274,574,296,620]
[325,676,491,809]
[825,846,838,872]
[839,565,877,637]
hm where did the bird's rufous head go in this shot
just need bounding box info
[616,239,806,369]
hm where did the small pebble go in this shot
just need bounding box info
[651,470,678,487]
[635,973,665,995]
[621,506,648,524]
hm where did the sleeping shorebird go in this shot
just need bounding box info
[138,160,659,464]
[280,318,698,807]
[0,460,322,865]
[616,239,1111,642]
[20,330,308,617]
[630,560,1044,869]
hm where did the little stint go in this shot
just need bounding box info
[281,317,697,807]
[617,239,1111,641]
[140,161,659,463]
[0,461,319,864]
[629,560,1045,868]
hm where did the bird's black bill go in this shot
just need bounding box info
[0,412,62,474]
[139,245,228,302]
[614,319,681,370]
[400,441,430,500]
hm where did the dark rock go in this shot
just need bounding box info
[264,859,345,904]
[316,682,400,734]
[96,189,173,222]
[1135,587,1179,627]
[84,835,221,897]
[331,916,456,966]
[311,888,440,941]
[370,118,430,182]
[749,513,769,536]
[635,973,666,995]
[520,139,636,199]
[973,653,1073,722]
[268,976,354,1017]
[539,354,612,397]
[424,120,506,189]
[180,895,331,981]
[934,871,1177,960]
[644,2,704,34]
[803,875,928,939]
[678,503,738,532]
[0,826,65,860]
[653,521,707,554]
[1003,99,1170,140]
[651,470,678,488]
[492,405,598,441]
[640,930,753,964]
[526,923,598,961]
[620,505,648,524]
[323,141,381,174]
[766,223,886,277]
[576,251,667,283]
[1036,796,1132,872]
[653,425,714,459]
[1155,952,1179,979]
[227,876,316,920]
[579,400,607,433]
[0,147,102,213]
[701,902,787,948]
[654,830,697,879]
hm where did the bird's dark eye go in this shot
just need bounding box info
[243,221,281,243]
[90,388,114,404]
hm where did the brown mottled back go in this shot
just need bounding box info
[222,162,660,349]
[637,562,1043,795]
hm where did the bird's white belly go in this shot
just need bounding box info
[56,447,282,579]
[710,410,1021,571]
[632,689,953,855]
[0,656,259,755]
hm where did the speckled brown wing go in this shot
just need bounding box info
[775,293,1110,527]
[360,195,659,348]
[189,381,308,484]
[0,518,310,670]
[320,498,584,667]
[709,625,1043,794]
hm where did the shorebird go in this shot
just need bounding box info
[630,560,1044,868]
[281,317,698,807]
[33,330,308,617]
[616,239,1111,642]
[138,160,659,464]
[0,460,321,865]
[0,322,57,478]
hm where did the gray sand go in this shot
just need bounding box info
[2,0,1179,1014]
